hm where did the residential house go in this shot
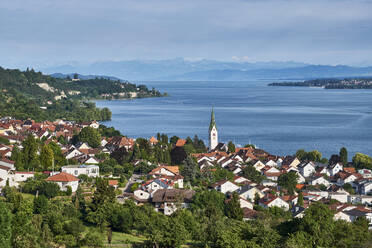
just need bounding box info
[242,208,259,221]
[328,163,343,177]
[13,171,35,187]
[259,195,290,211]
[46,172,79,192]
[152,189,195,215]
[108,180,118,189]
[329,192,349,203]
[360,181,372,195]
[175,139,186,147]
[251,160,265,171]
[0,165,13,187]
[64,147,84,160]
[211,180,240,194]
[298,161,316,178]
[358,169,372,179]
[310,174,331,187]
[281,156,301,168]
[133,189,151,202]
[238,185,265,201]
[149,165,179,177]
[142,178,171,193]
[61,164,99,177]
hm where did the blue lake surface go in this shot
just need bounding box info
[96,80,372,158]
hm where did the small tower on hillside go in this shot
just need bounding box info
[209,108,218,151]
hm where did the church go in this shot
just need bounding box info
[209,108,218,151]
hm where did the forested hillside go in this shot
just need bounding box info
[0,67,163,122]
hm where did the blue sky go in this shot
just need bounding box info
[1,0,372,68]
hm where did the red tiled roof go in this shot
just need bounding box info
[344,167,356,174]
[296,184,305,189]
[15,171,35,174]
[175,139,186,147]
[149,137,158,144]
[149,165,180,175]
[108,180,118,186]
[46,172,79,182]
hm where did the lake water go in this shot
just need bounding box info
[96,80,372,159]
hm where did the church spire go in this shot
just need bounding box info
[209,107,217,131]
[209,107,218,151]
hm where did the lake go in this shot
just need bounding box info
[96,80,372,159]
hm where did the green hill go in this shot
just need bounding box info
[0,67,163,122]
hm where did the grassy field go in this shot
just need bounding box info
[104,231,147,246]
[20,192,35,200]
[82,227,147,247]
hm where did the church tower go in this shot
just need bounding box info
[209,108,218,151]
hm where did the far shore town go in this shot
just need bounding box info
[1,110,372,229]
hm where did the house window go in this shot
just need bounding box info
[74,170,78,175]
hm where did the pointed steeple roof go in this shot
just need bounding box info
[209,107,217,131]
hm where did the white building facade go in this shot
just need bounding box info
[61,164,99,177]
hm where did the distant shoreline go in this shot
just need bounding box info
[268,78,372,89]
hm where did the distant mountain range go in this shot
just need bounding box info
[40,58,372,81]
[50,73,124,82]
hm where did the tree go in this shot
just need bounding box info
[170,146,187,165]
[307,150,322,162]
[66,186,72,196]
[342,183,355,194]
[22,134,39,170]
[92,178,115,209]
[225,192,243,220]
[77,127,101,148]
[82,231,104,247]
[11,146,24,170]
[170,136,179,145]
[296,149,323,162]
[300,202,335,247]
[227,141,235,153]
[297,191,304,207]
[190,190,225,214]
[38,181,60,199]
[352,153,372,169]
[111,146,128,165]
[278,171,298,195]
[180,156,201,185]
[161,134,169,144]
[0,136,10,145]
[328,154,340,165]
[212,168,235,182]
[33,195,49,214]
[254,193,260,205]
[340,147,348,165]
[295,149,307,160]
[242,165,265,183]
[40,144,54,170]
[0,201,12,248]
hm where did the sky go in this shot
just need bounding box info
[1,0,372,68]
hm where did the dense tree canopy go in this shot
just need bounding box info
[352,153,372,170]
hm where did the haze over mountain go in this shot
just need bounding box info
[41,59,372,81]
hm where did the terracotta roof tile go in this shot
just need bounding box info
[175,139,186,147]
[46,172,79,182]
